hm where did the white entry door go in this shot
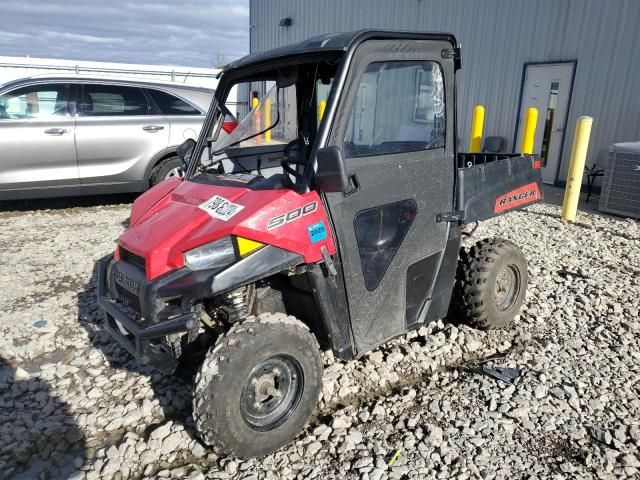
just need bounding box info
[515,63,575,184]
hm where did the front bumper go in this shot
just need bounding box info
[96,255,217,373]
[96,246,303,373]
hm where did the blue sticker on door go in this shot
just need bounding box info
[308,221,327,243]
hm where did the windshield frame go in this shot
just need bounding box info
[186,52,346,191]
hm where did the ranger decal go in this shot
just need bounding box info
[267,201,317,230]
[494,182,541,213]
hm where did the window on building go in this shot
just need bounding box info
[343,61,445,158]
[0,84,70,119]
[81,84,149,116]
[147,89,201,115]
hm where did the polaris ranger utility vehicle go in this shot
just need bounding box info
[97,30,542,457]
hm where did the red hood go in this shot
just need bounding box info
[119,179,335,279]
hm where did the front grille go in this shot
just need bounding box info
[115,283,142,313]
[120,248,146,272]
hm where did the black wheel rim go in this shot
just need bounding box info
[240,355,304,431]
[494,264,520,312]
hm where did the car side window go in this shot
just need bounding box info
[343,61,445,158]
[147,89,201,115]
[0,84,70,120]
[81,84,149,116]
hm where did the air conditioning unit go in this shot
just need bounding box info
[599,142,640,219]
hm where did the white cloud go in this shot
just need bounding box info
[0,0,250,67]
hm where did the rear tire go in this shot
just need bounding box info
[454,238,528,330]
[150,156,184,186]
[193,313,323,458]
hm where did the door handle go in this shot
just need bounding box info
[344,174,360,197]
[143,125,165,132]
[44,128,68,135]
[553,127,564,133]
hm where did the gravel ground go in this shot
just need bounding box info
[0,197,639,480]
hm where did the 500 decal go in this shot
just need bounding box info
[267,202,317,230]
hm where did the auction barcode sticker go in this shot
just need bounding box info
[199,194,245,221]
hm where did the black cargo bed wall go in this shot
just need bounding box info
[456,153,543,223]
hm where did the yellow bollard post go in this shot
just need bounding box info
[561,116,593,222]
[520,107,538,155]
[318,100,327,126]
[252,95,261,145]
[468,105,485,152]
[264,98,271,143]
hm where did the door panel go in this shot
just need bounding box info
[515,63,575,184]
[0,83,77,192]
[324,40,456,354]
[75,84,169,186]
[145,88,206,146]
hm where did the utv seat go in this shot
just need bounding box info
[482,136,506,153]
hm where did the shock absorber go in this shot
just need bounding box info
[225,284,255,323]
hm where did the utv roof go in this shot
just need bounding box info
[223,29,458,74]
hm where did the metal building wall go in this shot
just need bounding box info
[249,0,640,183]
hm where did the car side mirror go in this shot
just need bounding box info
[177,138,196,163]
[315,146,349,193]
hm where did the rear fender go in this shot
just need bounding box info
[144,146,179,181]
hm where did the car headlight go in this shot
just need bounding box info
[183,236,264,271]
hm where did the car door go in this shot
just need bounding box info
[323,39,456,353]
[74,83,169,190]
[145,87,208,146]
[0,82,78,195]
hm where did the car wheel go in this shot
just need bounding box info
[454,238,528,330]
[193,313,323,458]
[150,156,185,186]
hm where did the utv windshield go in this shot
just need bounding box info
[213,83,298,153]
[187,54,341,189]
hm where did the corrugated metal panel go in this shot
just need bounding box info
[250,0,640,183]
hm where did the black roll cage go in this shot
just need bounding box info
[187,30,459,194]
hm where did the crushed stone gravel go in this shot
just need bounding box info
[0,198,639,479]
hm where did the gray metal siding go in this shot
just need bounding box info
[250,0,640,183]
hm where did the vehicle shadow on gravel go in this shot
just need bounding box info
[0,193,137,213]
[0,354,86,479]
[77,257,198,433]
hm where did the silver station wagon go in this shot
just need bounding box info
[0,75,215,200]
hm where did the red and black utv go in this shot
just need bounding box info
[97,30,542,457]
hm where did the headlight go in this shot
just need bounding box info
[183,236,265,271]
[184,237,236,270]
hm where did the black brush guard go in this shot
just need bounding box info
[96,257,195,373]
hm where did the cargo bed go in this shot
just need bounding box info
[455,153,543,224]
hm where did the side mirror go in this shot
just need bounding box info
[316,146,349,193]
[176,138,196,163]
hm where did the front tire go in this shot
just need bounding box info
[455,238,528,330]
[193,313,323,458]
[150,156,184,186]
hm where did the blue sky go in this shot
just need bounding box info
[0,0,250,67]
